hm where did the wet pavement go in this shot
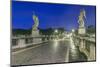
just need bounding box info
[11,39,87,66]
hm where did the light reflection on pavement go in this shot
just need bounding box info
[12,39,87,66]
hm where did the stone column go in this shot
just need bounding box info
[45,38,47,41]
[83,40,86,49]
[80,39,85,49]
[18,38,26,48]
[89,43,96,61]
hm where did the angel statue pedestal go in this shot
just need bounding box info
[78,9,86,35]
[32,30,39,37]
[32,30,41,44]
[78,27,86,35]
[31,14,41,44]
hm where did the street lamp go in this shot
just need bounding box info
[55,29,58,33]
[54,29,58,40]
[72,29,75,33]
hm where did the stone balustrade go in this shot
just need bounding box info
[74,35,96,61]
[11,35,59,49]
[12,36,44,49]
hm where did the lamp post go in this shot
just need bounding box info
[72,29,75,33]
[55,29,58,33]
[54,29,58,39]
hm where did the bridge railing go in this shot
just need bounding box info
[11,35,48,49]
[73,35,96,61]
[11,35,60,49]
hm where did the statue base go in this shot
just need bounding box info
[78,27,86,35]
[32,30,42,44]
[32,30,39,37]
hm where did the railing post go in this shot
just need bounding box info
[89,42,96,61]
[18,38,26,48]
[32,38,35,43]
[83,39,86,49]
[32,37,42,44]
[80,39,84,49]
[45,37,47,41]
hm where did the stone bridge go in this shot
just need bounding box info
[12,34,96,62]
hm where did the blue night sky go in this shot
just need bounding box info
[12,1,96,31]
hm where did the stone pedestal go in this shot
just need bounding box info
[89,43,96,61]
[18,38,26,48]
[78,27,86,35]
[32,30,42,44]
[32,30,39,37]
[80,39,85,49]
